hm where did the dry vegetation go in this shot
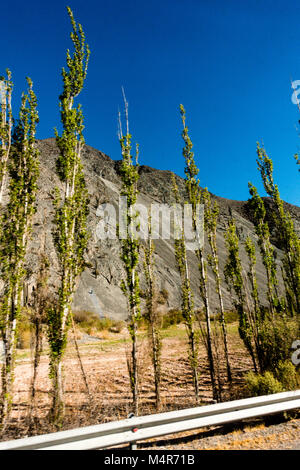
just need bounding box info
[1,311,299,450]
[0,317,257,440]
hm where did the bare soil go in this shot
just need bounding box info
[1,323,299,450]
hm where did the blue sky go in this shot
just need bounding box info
[1,0,300,205]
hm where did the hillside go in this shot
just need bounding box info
[7,137,299,320]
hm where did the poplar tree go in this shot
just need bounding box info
[118,96,141,416]
[172,173,200,402]
[0,70,13,205]
[142,218,161,411]
[256,143,300,315]
[179,105,219,402]
[248,183,279,314]
[224,218,258,372]
[244,235,263,371]
[0,78,39,424]
[47,7,90,424]
[202,187,232,383]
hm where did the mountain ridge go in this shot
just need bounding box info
[4,137,298,320]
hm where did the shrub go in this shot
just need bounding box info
[245,370,284,396]
[161,309,184,329]
[224,310,239,323]
[214,310,239,323]
[275,360,300,391]
[257,318,299,372]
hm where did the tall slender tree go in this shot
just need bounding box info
[179,105,219,402]
[256,143,300,315]
[0,70,13,205]
[248,183,279,314]
[172,173,200,402]
[0,78,39,425]
[202,187,232,383]
[118,94,141,416]
[142,216,162,411]
[47,7,90,424]
[224,218,258,372]
[244,235,264,372]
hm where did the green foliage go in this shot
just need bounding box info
[180,104,201,211]
[47,7,90,424]
[257,318,299,372]
[248,183,279,313]
[224,310,239,323]
[246,359,299,397]
[0,69,13,203]
[119,149,141,320]
[275,360,299,391]
[118,95,141,413]
[47,304,69,361]
[142,228,162,409]
[224,218,257,371]
[172,175,195,330]
[0,77,39,422]
[256,142,300,315]
[172,172,200,399]
[161,309,184,329]
[118,118,141,327]
[245,370,284,396]
[202,187,232,382]
[178,105,219,400]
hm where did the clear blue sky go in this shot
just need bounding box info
[1,0,300,205]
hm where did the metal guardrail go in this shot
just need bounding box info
[0,390,299,450]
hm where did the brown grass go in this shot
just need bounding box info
[1,321,254,441]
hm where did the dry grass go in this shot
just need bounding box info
[0,321,258,441]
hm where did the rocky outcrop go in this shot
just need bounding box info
[6,138,299,320]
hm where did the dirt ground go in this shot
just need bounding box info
[1,323,299,450]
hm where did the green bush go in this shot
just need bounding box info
[214,310,239,323]
[245,370,284,396]
[257,318,299,372]
[224,310,239,323]
[161,309,184,329]
[275,360,300,391]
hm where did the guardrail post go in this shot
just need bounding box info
[128,413,138,450]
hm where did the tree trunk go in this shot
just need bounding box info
[189,327,200,402]
[131,323,139,416]
[151,324,161,411]
[49,359,64,426]
[198,250,220,402]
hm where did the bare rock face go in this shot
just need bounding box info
[19,138,300,320]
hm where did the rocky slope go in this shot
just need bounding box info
[7,138,300,320]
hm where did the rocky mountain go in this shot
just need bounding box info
[6,138,300,321]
